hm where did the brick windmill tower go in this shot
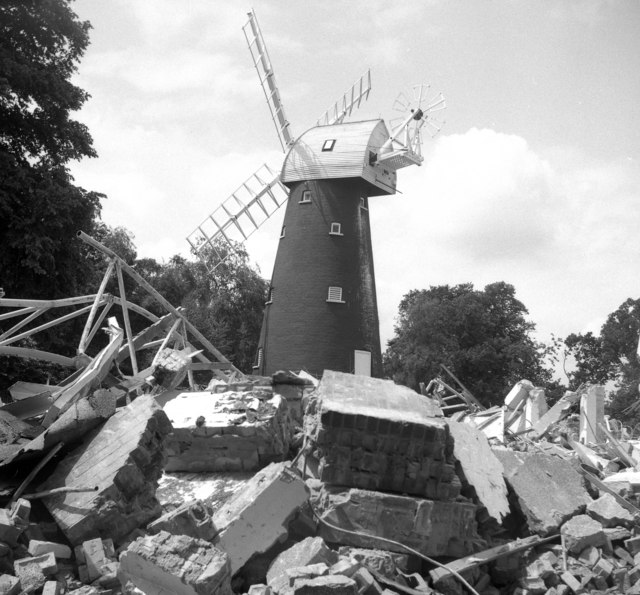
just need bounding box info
[188,10,445,378]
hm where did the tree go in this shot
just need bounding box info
[129,242,269,374]
[383,282,553,406]
[0,0,103,299]
[566,298,640,426]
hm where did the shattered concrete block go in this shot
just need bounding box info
[38,394,173,546]
[352,567,383,595]
[293,575,358,595]
[14,552,57,576]
[561,515,606,555]
[586,493,634,528]
[119,531,231,595]
[305,370,459,500]
[493,448,592,535]
[328,559,361,578]
[27,540,72,559]
[82,538,108,581]
[151,348,191,389]
[625,536,640,555]
[212,462,309,574]
[0,574,20,595]
[10,499,30,524]
[524,388,548,429]
[13,553,56,593]
[164,390,292,472]
[0,509,23,546]
[447,420,509,523]
[577,545,600,567]
[314,486,479,558]
[267,537,338,595]
[248,586,273,595]
[42,581,61,595]
[286,564,330,585]
[147,500,215,541]
[336,548,407,578]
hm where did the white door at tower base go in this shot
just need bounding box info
[354,350,371,376]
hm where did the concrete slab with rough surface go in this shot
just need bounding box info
[119,530,232,595]
[164,390,292,472]
[493,448,592,535]
[313,485,479,558]
[305,370,459,500]
[447,420,509,523]
[38,394,173,546]
[212,462,309,574]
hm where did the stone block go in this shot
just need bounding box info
[587,493,634,528]
[293,575,358,595]
[328,559,361,578]
[626,536,640,556]
[147,499,215,541]
[315,486,479,558]
[42,581,61,595]
[493,448,591,535]
[0,509,22,546]
[592,556,614,579]
[267,537,338,594]
[164,390,292,472]
[352,567,383,595]
[614,545,634,566]
[27,540,72,559]
[561,515,606,555]
[304,371,456,500]
[212,462,309,574]
[10,499,31,524]
[287,564,330,585]
[447,420,509,523]
[14,552,57,576]
[0,574,20,595]
[579,386,605,445]
[38,395,173,546]
[248,586,273,595]
[577,546,599,567]
[119,530,231,595]
[82,538,108,581]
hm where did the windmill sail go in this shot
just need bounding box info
[243,10,293,151]
[316,70,372,127]
[187,164,288,271]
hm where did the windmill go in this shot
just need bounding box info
[187,9,445,378]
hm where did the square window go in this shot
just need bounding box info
[300,190,312,204]
[265,287,274,304]
[280,225,286,238]
[360,196,368,210]
[327,286,345,303]
[329,222,342,235]
[322,139,336,152]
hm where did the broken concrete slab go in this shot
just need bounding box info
[305,371,459,500]
[212,462,309,574]
[579,386,605,445]
[119,530,232,595]
[527,391,580,440]
[147,499,215,541]
[266,537,338,595]
[335,548,407,579]
[561,515,606,555]
[586,493,635,528]
[313,484,479,558]
[38,394,173,546]
[292,574,357,595]
[493,448,592,535]
[447,420,509,523]
[164,390,292,472]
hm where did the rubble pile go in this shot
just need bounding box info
[5,276,640,594]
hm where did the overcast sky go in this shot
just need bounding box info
[68,0,640,362]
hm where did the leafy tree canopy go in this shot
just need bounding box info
[383,282,554,406]
[566,298,640,426]
[0,0,103,299]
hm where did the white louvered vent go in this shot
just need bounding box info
[327,286,344,303]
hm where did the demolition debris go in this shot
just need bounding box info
[4,235,640,594]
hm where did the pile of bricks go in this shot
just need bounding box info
[305,370,460,500]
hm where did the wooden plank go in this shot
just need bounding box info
[528,392,580,439]
[115,312,175,363]
[8,381,61,401]
[78,259,116,353]
[0,346,75,367]
[0,295,99,308]
[0,306,38,322]
[0,307,48,341]
[599,422,639,469]
[116,261,139,375]
[429,535,558,584]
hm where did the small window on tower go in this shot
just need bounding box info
[265,287,274,305]
[327,286,345,303]
[300,190,312,204]
[329,222,342,236]
[280,225,286,238]
[322,139,336,152]
[360,196,368,210]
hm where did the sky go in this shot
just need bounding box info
[67,0,640,369]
